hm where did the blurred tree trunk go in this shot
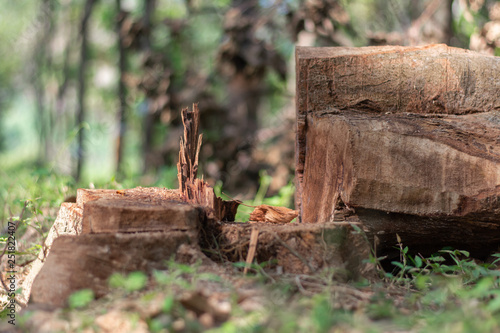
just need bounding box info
[115,0,127,180]
[55,22,74,161]
[75,0,97,181]
[141,0,156,174]
[408,0,453,45]
[214,0,286,191]
[33,0,55,166]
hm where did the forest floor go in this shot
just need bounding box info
[1,167,500,333]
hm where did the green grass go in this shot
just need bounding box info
[0,164,76,231]
[16,254,500,332]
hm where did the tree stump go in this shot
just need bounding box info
[26,187,203,307]
[30,232,196,307]
[295,44,500,258]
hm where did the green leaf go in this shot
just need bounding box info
[108,272,126,288]
[429,255,446,263]
[162,295,175,313]
[124,271,148,292]
[487,296,500,312]
[414,256,423,268]
[153,270,169,285]
[68,289,94,309]
[391,261,405,270]
[459,250,470,258]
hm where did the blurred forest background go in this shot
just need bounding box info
[1,0,499,205]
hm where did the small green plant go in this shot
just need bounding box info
[67,289,95,309]
[108,271,148,292]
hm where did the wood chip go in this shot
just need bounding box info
[244,227,259,274]
[249,205,298,224]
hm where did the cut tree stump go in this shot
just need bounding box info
[77,187,201,235]
[81,199,200,234]
[203,221,375,280]
[295,44,500,258]
[25,186,202,307]
[26,103,380,309]
[18,202,82,307]
[30,233,198,307]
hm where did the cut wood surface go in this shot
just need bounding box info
[303,111,500,222]
[296,44,500,257]
[77,186,200,234]
[81,198,201,234]
[76,187,182,208]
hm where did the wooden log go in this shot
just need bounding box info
[302,111,500,222]
[296,44,500,117]
[295,45,500,257]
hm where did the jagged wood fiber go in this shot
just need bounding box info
[177,104,239,221]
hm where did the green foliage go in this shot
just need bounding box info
[68,289,95,309]
[0,164,75,229]
[385,236,500,287]
[153,259,222,290]
[108,271,148,292]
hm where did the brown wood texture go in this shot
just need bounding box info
[77,187,198,234]
[30,233,197,307]
[204,221,375,279]
[177,104,239,221]
[76,187,182,208]
[18,203,82,307]
[296,44,500,257]
[81,198,201,234]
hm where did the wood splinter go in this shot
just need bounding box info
[176,103,239,221]
[244,227,259,274]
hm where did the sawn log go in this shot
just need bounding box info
[295,44,500,258]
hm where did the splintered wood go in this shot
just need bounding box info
[177,104,202,188]
[243,227,259,274]
[177,104,239,221]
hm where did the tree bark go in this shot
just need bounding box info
[295,44,500,258]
